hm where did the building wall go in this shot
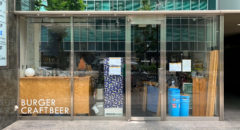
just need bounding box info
[16,0,217,11]
[0,0,18,129]
[219,0,240,10]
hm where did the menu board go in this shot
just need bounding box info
[0,0,7,66]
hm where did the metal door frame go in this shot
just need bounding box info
[125,15,167,121]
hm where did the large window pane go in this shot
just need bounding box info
[95,1,102,11]
[133,0,141,10]
[175,0,182,10]
[166,16,220,118]
[73,17,126,117]
[103,1,110,11]
[110,1,118,11]
[183,0,190,10]
[191,0,199,10]
[208,0,216,10]
[200,0,207,10]
[166,0,174,10]
[19,17,71,116]
[118,0,126,11]
[87,1,95,10]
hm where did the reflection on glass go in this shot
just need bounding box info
[15,0,215,11]
[73,17,126,117]
[19,18,71,116]
[166,17,219,117]
[131,24,161,117]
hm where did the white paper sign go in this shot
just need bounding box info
[169,63,182,72]
[109,57,121,66]
[109,66,121,75]
[0,0,7,66]
[182,59,191,72]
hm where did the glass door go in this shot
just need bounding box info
[131,24,161,117]
[126,15,166,120]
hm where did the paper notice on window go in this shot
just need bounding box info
[109,57,121,66]
[109,66,121,75]
[182,59,191,72]
[0,0,7,66]
[169,63,182,72]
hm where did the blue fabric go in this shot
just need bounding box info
[147,86,159,113]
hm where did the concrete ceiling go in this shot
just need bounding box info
[224,14,240,36]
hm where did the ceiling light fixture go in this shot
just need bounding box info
[237,24,240,26]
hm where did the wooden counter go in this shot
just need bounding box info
[19,76,91,115]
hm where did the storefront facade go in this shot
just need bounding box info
[6,0,224,121]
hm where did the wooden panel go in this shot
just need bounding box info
[142,85,147,112]
[74,76,91,115]
[19,77,71,115]
[206,50,219,116]
[199,78,207,116]
[19,76,91,115]
[192,77,207,116]
[192,77,199,116]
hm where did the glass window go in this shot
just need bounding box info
[73,17,126,117]
[111,30,118,42]
[88,42,96,51]
[118,0,126,11]
[157,0,166,10]
[16,0,216,11]
[103,1,110,11]
[191,0,199,10]
[183,0,190,10]
[63,27,71,42]
[41,26,48,42]
[166,0,174,10]
[166,16,220,118]
[126,0,133,11]
[80,26,88,42]
[110,1,118,11]
[96,42,103,50]
[103,31,111,42]
[189,25,197,42]
[172,25,180,42]
[181,25,189,42]
[167,25,173,42]
[111,42,118,51]
[200,0,207,10]
[74,26,80,42]
[175,0,182,10]
[208,0,216,10]
[75,42,80,51]
[95,1,102,11]
[133,0,141,10]
[19,18,71,116]
[87,1,95,10]
[88,26,96,42]
[103,42,110,51]
[80,42,88,50]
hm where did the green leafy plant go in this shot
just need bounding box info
[140,0,151,10]
[34,0,44,11]
[35,0,86,11]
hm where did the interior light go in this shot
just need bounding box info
[237,24,240,26]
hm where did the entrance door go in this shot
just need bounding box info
[125,16,166,120]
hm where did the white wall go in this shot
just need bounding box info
[220,0,240,10]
